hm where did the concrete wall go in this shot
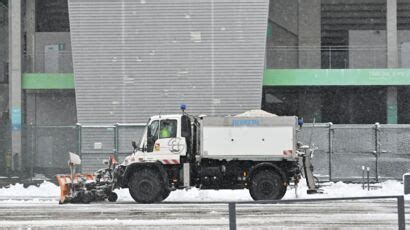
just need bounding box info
[266,0,321,69]
[0,84,9,174]
[349,30,410,68]
[399,31,410,68]
[0,3,7,120]
[33,32,72,73]
[266,22,298,68]
[24,90,77,174]
[269,0,297,34]
[0,84,7,120]
[297,0,321,68]
[0,3,8,82]
[266,0,297,68]
[25,90,77,126]
[0,3,8,174]
[349,30,387,68]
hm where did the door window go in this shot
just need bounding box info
[147,120,159,152]
[159,119,177,138]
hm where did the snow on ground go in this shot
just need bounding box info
[0,179,407,202]
[0,182,60,198]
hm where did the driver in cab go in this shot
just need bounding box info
[159,121,174,138]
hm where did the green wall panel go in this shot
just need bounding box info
[22,73,74,89]
[22,69,410,89]
[263,69,410,86]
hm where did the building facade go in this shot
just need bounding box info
[2,0,410,175]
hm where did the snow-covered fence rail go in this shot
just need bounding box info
[226,195,406,230]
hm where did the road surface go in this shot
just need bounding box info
[0,198,407,229]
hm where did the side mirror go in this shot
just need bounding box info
[131,141,137,150]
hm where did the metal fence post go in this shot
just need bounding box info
[76,123,82,173]
[114,123,119,161]
[30,123,34,181]
[397,196,406,230]
[374,123,380,182]
[328,122,333,181]
[228,203,237,230]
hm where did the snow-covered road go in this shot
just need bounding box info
[0,180,408,229]
[0,199,407,229]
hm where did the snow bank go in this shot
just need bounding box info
[0,179,407,202]
[0,181,59,198]
[284,179,408,200]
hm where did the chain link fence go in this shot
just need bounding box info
[79,124,145,173]
[3,123,409,182]
[299,123,410,182]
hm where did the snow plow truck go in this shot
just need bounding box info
[56,106,319,204]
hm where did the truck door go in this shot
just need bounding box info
[145,118,186,164]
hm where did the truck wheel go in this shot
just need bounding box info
[278,184,287,199]
[158,190,171,202]
[81,191,93,204]
[128,168,163,203]
[108,192,118,202]
[249,169,285,200]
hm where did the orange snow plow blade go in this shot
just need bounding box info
[56,174,94,204]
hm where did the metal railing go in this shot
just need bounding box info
[21,44,410,72]
[23,52,73,73]
[265,45,410,69]
[226,196,406,230]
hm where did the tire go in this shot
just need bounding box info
[158,190,171,202]
[278,184,288,199]
[249,169,285,201]
[108,192,118,202]
[81,191,93,204]
[128,167,164,203]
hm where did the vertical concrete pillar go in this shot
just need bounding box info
[297,0,321,68]
[387,0,398,68]
[8,0,22,171]
[25,0,35,72]
[386,0,398,124]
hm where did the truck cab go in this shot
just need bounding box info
[124,114,190,166]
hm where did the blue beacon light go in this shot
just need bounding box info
[298,117,304,127]
[180,104,187,111]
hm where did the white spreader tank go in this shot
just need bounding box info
[200,116,297,160]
